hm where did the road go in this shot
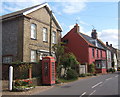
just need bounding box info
[34,72,120,97]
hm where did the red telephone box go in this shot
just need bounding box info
[42,56,55,85]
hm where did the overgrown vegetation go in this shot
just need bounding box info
[89,63,96,74]
[107,68,116,73]
[53,43,79,81]
[79,73,87,77]
[66,69,78,80]
[52,42,65,78]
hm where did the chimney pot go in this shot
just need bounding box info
[91,29,97,39]
[110,44,112,47]
[106,42,108,46]
[74,23,79,33]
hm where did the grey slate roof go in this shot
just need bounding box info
[2,4,42,19]
[80,33,105,49]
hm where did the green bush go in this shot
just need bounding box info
[55,79,61,84]
[89,63,95,73]
[107,68,115,73]
[66,69,78,80]
[86,73,93,76]
[93,73,97,76]
[79,73,87,77]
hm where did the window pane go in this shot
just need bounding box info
[31,24,37,39]
[43,27,48,42]
[92,48,94,58]
[31,50,36,62]
[3,56,12,63]
[52,31,56,44]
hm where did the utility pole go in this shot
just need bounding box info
[49,11,52,56]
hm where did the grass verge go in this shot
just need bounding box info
[58,78,78,83]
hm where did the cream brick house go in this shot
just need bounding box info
[2,3,62,63]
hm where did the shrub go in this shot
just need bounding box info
[55,79,61,84]
[14,79,34,87]
[89,63,95,73]
[66,69,78,80]
[86,73,93,76]
[93,73,97,76]
[107,68,116,73]
[79,73,87,77]
[13,79,35,91]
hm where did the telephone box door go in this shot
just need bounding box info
[42,56,55,85]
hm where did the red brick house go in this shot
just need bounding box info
[62,24,107,74]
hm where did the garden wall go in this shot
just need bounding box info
[2,62,42,80]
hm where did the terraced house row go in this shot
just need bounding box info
[2,3,120,77]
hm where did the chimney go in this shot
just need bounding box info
[110,44,112,47]
[91,29,97,39]
[74,23,79,33]
[106,42,108,46]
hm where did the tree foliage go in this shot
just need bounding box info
[61,53,79,70]
[89,63,95,73]
[52,42,65,77]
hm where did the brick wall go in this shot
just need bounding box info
[2,16,24,62]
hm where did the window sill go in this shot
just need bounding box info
[52,43,56,44]
[43,41,48,43]
[31,38,37,40]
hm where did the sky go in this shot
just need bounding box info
[1,0,119,49]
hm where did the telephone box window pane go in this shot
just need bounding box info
[52,62,55,81]
[44,62,48,76]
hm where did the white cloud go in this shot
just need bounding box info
[99,29,118,48]
[62,1,87,14]
[81,28,118,49]
[1,1,87,15]
[1,1,46,15]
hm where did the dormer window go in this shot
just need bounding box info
[63,39,68,44]
[90,39,98,47]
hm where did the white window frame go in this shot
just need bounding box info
[3,56,12,63]
[43,27,48,42]
[40,53,49,60]
[31,50,36,62]
[31,23,37,39]
[52,31,56,44]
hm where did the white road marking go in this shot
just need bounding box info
[115,75,118,77]
[80,92,86,97]
[92,82,103,88]
[89,90,96,95]
[105,77,112,81]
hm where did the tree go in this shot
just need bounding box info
[52,42,65,77]
[61,53,80,77]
